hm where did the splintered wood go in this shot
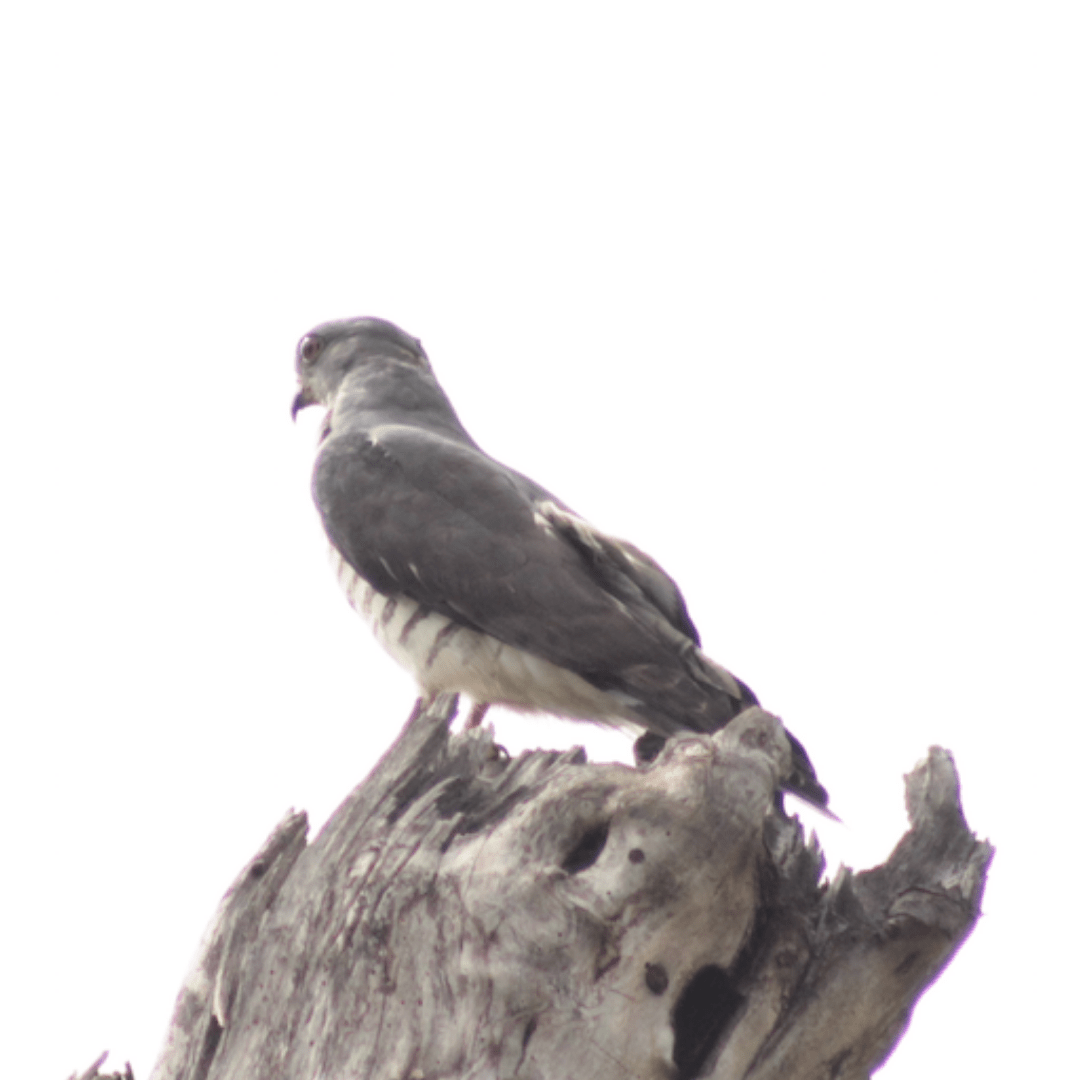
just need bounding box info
[148,701,991,1080]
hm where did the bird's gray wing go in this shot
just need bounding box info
[314,424,709,693]
[530,500,701,646]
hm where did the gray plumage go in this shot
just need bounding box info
[292,316,828,810]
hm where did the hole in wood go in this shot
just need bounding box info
[671,964,745,1080]
[644,962,669,995]
[561,821,610,874]
[521,1015,537,1052]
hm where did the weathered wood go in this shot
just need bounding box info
[68,1051,134,1080]
[148,699,991,1080]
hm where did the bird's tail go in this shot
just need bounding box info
[635,717,832,815]
[613,637,832,813]
[689,652,832,815]
[780,728,834,816]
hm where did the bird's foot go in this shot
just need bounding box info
[634,732,667,767]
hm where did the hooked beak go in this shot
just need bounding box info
[291,386,316,421]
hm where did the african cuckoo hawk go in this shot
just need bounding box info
[292,316,828,810]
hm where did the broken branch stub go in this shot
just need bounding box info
[149,701,992,1080]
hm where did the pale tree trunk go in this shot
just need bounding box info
[91,698,989,1080]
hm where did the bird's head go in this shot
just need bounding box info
[291,316,431,420]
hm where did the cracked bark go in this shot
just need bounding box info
[142,698,991,1080]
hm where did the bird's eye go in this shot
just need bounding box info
[299,335,323,365]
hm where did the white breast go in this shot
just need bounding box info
[329,547,642,729]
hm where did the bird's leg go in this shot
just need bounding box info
[464,701,491,730]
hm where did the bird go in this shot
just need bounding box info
[292,316,829,811]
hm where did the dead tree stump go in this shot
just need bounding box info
[147,699,991,1080]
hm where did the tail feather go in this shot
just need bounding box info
[782,728,835,817]
[633,694,832,817]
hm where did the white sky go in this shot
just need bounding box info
[3,3,1077,1077]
